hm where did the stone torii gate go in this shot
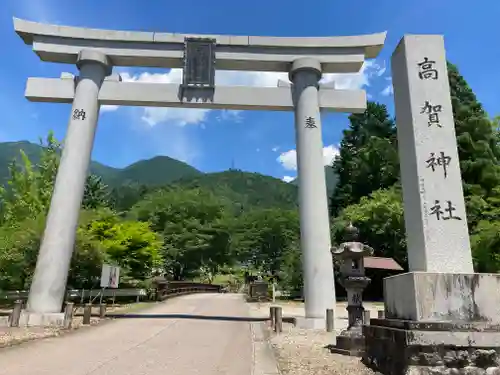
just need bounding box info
[13,17,386,328]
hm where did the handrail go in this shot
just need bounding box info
[157,285,224,301]
[0,284,224,303]
[0,288,148,300]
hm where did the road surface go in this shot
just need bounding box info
[0,294,254,375]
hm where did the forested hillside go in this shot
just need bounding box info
[291,165,338,195]
[174,170,298,210]
[0,141,201,187]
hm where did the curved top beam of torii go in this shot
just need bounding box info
[13,17,387,73]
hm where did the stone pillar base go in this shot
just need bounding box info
[363,319,500,374]
[384,272,500,323]
[294,316,326,330]
[18,311,65,327]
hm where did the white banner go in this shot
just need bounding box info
[100,264,120,289]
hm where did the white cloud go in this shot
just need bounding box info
[282,176,295,183]
[107,59,386,126]
[115,71,211,126]
[101,105,119,113]
[381,84,394,96]
[322,144,340,165]
[278,149,298,170]
[272,146,279,152]
[216,109,243,123]
[320,60,384,90]
[277,145,340,171]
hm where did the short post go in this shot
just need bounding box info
[9,300,23,327]
[64,302,74,329]
[269,306,276,329]
[326,308,334,332]
[83,303,92,325]
[274,306,283,333]
[99,288,104,304]
[378,310,385,319]
[99,303,106,319]
[363,310,371,325]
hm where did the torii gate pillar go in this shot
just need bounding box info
[290,58,336,328]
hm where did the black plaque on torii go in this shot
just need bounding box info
[182,37,216,91]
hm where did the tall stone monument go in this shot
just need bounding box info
[363,35,500,375]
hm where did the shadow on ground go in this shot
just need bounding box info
[106,313,269,322]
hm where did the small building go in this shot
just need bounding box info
[362,256,404,301]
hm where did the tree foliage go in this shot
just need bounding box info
[0,136,163,291]
[330,102,399,216]
[330,63,500,273]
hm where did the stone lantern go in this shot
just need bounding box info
[330,222,374,356]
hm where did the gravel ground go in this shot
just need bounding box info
[0,316,100,348]
[248,301,380,375]
[269,326,377,375]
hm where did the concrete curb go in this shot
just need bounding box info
[251,320,281,375]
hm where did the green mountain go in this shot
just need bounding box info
[174,169,298,210]
[0,141,300,211]
[0,141,201,187]
[291,165,338,194]
[105,156,201,187]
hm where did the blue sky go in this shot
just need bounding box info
[1,0,499,181]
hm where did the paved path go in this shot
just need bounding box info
[0,294,254,375]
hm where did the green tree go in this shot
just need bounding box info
[81,208,163,283]
[82,174,110,209]
[448,62,500,228]
[0,216,45,290]
[330,102,399,216]
[332,186,407,267]
[0,133,60,223]
[109,182,151,214]
[232,208,300,277]
[0,132,111,224]
[129,187,231,280]
[470,220,500,273]
[275,240,303,294]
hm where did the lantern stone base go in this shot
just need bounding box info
[328,326,365,357]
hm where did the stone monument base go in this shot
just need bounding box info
[328,326,365,357]
[18,311,65,327]
[363,319,500,374]
[295,316,326,330]
[384,272,500,323]
[363,272,500,374]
